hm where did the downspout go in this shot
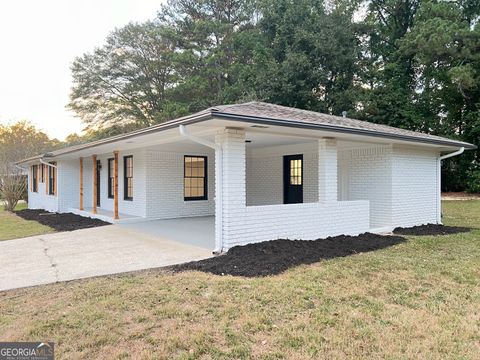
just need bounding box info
[439,147,465,161]
[436,147,465,224]
[179,125,223,254]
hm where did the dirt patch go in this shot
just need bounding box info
[393,224,471,236]
[15,209,110,232]
[172,233,406,277]
[442,192,480,201]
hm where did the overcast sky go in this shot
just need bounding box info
[0,0,165,140]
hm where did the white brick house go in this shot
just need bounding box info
[18,102,476,252]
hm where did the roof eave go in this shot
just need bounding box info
[15,108,476,165]
[15,111,214,164]
[211,112,477,150]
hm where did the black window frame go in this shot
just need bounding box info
[123,155,133,201]
[32,165,38,192]
[48,163,56,195]
[184,155,208,201]
[108,158,114,199]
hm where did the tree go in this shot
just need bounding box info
[398,0,480,191]
[69,0,262,131]
[358,0,421,129]
[159,0,262,105]
[69,22,185,130]
[255,0,362,114]
[0,122,58,211]
[67,0,480,191]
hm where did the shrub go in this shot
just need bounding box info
[466,170,480,194]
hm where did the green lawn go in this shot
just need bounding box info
[0,201,479,359]
[0,203,53,241]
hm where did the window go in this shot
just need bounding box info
[31,165,38,192]
[123,156,133,200]
[108,158,114,198]
[184,156,207,201]
[48,163,56,195]
[289,158,302,185]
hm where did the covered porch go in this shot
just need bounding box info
[62,120,400,251]
[213,128,376,250]
[118,216,215,250]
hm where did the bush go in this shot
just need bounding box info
[466,170,480,194]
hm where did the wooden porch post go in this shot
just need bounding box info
[92,155,97,214]
[79,157,84,210]
[113,151,119,220]
[45,164,48,194]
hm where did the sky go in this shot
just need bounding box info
[0,0,166,140]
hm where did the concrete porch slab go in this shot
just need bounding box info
[69,207,144,224]
[118,216,215,250]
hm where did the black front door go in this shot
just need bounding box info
[96,160,101,207]
[283,154,303,204]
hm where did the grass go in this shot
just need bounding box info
[0,201,479,359]
[0,203,53,241]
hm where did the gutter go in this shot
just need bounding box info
[15,111,212,164]
[14,163,28,172]
[40,157,57,169]
[439,147,465,161]
[436,147,465,224]
[179,125,223,254]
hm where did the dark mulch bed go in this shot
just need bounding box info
[15,209,110,231]
[171,233,406,277]
[393,224,471,236]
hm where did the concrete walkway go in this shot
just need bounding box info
[0,225,212,292]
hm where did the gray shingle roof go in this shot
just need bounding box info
[211,102,476,149]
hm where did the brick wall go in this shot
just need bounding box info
[338,145,392,228]
[57,160,80,212]
[145,149,215,219]
[27,164,58,212]
[27,173,58,212]
[391,145,439,227]
[225,201,370,248]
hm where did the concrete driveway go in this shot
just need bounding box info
[0,225,212,292]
